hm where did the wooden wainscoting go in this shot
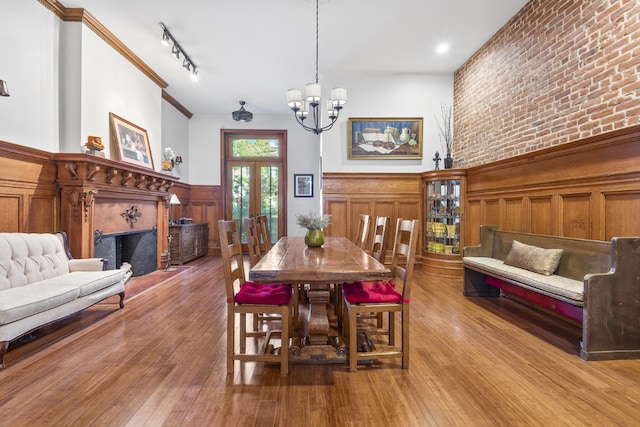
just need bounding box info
[0,141,59,233]
[322,172,422,263]
[464,124,640,246]
[187,185,223,254]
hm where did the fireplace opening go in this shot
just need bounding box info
[94,229,158,277]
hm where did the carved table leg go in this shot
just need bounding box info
[307,284,331,346]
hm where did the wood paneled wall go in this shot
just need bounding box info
[0,141,224,264]
[464,124,640,246]
[0,141,59,233]
[322,173,422,262]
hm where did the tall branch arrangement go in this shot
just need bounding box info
[435,103,454,157]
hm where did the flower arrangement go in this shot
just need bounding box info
[296,211,331,230]
[435,103,454,158]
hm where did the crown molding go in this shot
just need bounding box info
[38,0,168,89]
[162,90,193,119]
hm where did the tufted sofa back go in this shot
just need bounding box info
[0,233,71,290]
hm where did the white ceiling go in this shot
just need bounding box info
[60,0,529,116]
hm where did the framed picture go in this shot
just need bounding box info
[294,174,313,197]
[348,117,423,160]
[109,113,154,169]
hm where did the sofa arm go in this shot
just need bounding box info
[68,258,107,272]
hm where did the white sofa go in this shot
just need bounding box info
[0,232,131,368]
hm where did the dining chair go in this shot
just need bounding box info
[255,214,274,252]
[342,218,419,372]
[354,214,371,250]
[364,216,391,328]
[218,219,291,375]
[245,217,298,330]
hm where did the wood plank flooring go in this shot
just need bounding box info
[1,255,639,426]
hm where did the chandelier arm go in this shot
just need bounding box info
[292,110,317,133]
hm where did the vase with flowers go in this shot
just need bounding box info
[435,103,454,169]
[296,211,331,247]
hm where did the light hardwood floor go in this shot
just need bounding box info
[1,255,639,426]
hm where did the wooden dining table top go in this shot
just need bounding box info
[249,236,391,284]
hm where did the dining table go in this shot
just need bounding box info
[249,236,391,363]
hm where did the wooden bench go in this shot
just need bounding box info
[463,225,640,361]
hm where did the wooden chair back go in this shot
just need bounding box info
[218,219,247,300]
[256,214,274,252]
[244,217,262,268]
[389,218,420,300]
[354,214,371,250]
[370,216,390,263]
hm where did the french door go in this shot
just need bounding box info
[222,130,287,245]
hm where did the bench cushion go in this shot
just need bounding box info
[0,284,79,325]
[464,256,584,305]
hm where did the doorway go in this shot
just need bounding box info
[221,129,287,244]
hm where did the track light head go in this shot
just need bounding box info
[161,31,171,47]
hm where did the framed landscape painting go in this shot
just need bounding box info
[109,113,154,169]
[348,117,423,160]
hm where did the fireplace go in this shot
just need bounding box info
[94,229,158,277]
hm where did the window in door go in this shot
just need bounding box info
[222,130,287,244]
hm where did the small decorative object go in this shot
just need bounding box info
[294,174,313,197]
[85,136,105,157]
[433,151,441,170]
[162,147,176,172]
[121,205,142,224]
[435,103,454,168]
[296,211,331,247]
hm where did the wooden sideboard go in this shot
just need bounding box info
[169,223,209,265]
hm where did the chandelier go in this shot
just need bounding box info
[286,0,346,135]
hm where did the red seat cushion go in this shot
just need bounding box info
[235,281,291,305]
[343,281,403,304]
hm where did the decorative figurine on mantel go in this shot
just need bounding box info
[161,147,182,177]
[433,151,441,170]
[84,135,105,157]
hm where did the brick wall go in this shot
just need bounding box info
[454,0,640,168]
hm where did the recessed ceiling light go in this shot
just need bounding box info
[436,43,449,54]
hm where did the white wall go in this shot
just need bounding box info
[0,1,59,151]
[322,72,454,172]
[161,100,190,182]
[73,25,162,166]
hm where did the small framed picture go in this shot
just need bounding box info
[109,112,154,169]
[294,174,313,198]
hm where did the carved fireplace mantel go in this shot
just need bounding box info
[54,153,181,264]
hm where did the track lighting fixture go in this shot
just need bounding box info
[159,22,198,78]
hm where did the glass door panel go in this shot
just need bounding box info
[260,165,279,242]
[231,165,251,242]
